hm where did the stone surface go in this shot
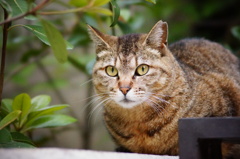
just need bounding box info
[0,148,179,159]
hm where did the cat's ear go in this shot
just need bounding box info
[87,25,114,51]
[143,20,168,49]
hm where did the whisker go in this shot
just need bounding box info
[88,98,111,126]
[79,93,109,103]
[92,100,112,125]
[79,78,93,87]
[146,98,165,116]
[80,95,104,114]
[152,95,177,108]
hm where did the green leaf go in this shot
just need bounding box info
[0,0,12,14]
[69,0,88,7]
[31,95,51,111]
[0,110,21,130]
[11,132,35,146]
[68,56,88,74]
[0,129,12,143]
[12,93,31,127]
[94,0,111,6]
[22,114,77,132]
[21,49,42,63]
[68,55,95,75]
[6,0,28,17]
[110,0,120,27]
[118,21,134,34]
[86,7,112,16]
[0,141,35,148]
[21,25,73,50]
[231,26,240,40]
[41,19,69,63]
[27,105,69,123]
[1,99,13,113]
[145,0,156,4]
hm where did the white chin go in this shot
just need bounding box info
[116,100,141,109]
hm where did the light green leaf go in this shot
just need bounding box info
[22,114,77,132]
[11,132,35,146]
[0,110,21,130]
[41,19,69,63]
[145,0,156,4]
[0,129,12,143]
[21,25,73,50]
[120,9,131,21]
[231,26,240,40]
[31,95,51,111]
[6,0,28,17]
[110,0,120,27]
[12,93,31,127]
[0,141,35,148]
[94,0,111,6]
[1,99,13,113]
[86,7,112,16]
[27,105,69,123]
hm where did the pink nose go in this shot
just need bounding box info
[120,86,131,95]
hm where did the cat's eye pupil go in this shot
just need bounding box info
[135,64,149,76]
[106,66,118,77]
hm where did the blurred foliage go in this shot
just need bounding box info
[0,93,76,148]
[0,0,240,149]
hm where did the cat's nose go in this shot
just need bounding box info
[120,86,131,95]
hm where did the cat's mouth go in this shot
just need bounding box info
[120,98,135,103]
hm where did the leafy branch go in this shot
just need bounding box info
[0,0,51,26]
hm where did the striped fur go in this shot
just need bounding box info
[88,21,240,158]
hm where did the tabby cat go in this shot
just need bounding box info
[88,20,240,158]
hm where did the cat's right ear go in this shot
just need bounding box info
[143,20,168,49]
[87,25,113,51]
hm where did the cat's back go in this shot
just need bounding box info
[169,38,240,77]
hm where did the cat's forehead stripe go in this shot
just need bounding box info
[118,34,140,55]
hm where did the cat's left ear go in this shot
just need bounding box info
[143,20,168,49]
[87,25,115,51]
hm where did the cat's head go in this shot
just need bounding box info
[88,20,175,109]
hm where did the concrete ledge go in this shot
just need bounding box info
[0,148,179,159]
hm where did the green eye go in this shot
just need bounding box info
[105,66,118,77]
[135,64,149,76]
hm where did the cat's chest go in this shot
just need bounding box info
[104,104,177,134]
[103,106,179,154]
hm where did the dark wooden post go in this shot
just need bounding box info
[178,117,240,159]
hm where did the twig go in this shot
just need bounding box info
[0,9,10,106]
[0,0,51,26]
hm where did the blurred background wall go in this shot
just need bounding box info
[1,0,240,151]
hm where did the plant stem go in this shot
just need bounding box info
[0,9,10,107]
